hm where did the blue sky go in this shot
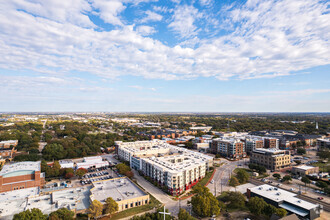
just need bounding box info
[0,0,329,112]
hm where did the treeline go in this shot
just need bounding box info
[13,208,74,220]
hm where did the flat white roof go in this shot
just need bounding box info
[293,165,317,171]
[0,140,18,144]
[90,177,147,203]
[0,161,40,176]
[248,184,318,210]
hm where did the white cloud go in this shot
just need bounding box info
[139,10,163,23]
[136,25,156,36]
[0,0,329,83]
[168,5,201,39]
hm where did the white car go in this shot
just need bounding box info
[210,180,214,184]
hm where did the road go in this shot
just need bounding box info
[208,158,249,196]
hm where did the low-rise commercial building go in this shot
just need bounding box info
[0,161,45,193]
[250,148,291,171]
[189,126,212,132]
[115,140,213,195]
[59,159,75,169]
[0,140,18,148]
[211,138,246,159]
[76,156,108,170]
[247,184,321,220]
[291,165,319,176]
[90,177,149,212]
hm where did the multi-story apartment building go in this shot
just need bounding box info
[244,137,264,155]
[250,148,291,171]
[264,138,279,148]
[211,138,246,159]
[317,138,330,149]
[115,140,213,195]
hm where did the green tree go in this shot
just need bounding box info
[282,175,292,183]
[276,208,287,218]
[88,200,103,219]
[229,176,240,191]
[236,169,249,184]
[105,197,119,216]
[191,184,221,217]
[273,173,281,180]
[297,148,306,155]
[217,191,245,209]
[301,176,311,193]
[13,208,47,220]
[316,181,328,189]
[248,197,266,216]
[263,204,277,217]
[48,208,74,220]
[178,208,195,220]
[53,161,61,177]
[116,163,131,175]
[75,168,88,178]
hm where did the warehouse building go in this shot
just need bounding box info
[90,177,149,212]
[247,184,321,220]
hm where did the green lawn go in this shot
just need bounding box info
[233,168,253,174]
[196,170,214,187]
[111,194,161,220]
[310,162,330,172]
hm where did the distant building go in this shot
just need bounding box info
[247,184,321,220]
[90,177,149,212]
[0,140,18,148]
[0,161,45,192]
[211,138,246,159]
[291,165,319,176]
[189,126,212,132]
[317,138,330,149]
[59,159,74,169]
[264,138,279,149]
[250,148,290,171]
[76,156,109,169]
[245,137,264,155]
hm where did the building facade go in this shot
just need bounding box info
[0,161,45,192]
[250,148,291,171]
[211,138,246,159]
[115,140,213,195]
[291,165,319,176]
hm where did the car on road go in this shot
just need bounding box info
[318,197,324,200]
[210,180,214,184]
[290,188,295,191]
[277,183,282,187]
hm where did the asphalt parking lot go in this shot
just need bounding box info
[80,167,118,186]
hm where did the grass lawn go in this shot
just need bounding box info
[234,168,253,174]
[196,170,214,187]
[111,194,161,220]
[310,162,330,172]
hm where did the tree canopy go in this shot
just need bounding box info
[88,200,103,219]
[105,197,119,216]
[13,208,47,220]
[191,184,221,217]
[48,208,74,220]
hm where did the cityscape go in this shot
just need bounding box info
[1,0,330,220]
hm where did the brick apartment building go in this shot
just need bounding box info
[264,138,279,148]
[0,161,45,192]
[211,138,246,159]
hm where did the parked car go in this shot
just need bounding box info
[290,188,295,191]
[210,180,214,184]
[318,197,324,200]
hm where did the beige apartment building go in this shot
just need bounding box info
[250,148,291,171]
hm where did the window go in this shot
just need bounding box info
[125,204,128,209]
[145,200,148,204]
[131,203,133,207]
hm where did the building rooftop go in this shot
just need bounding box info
[0,140,18,144]
[293,165,317,171]
[90,177,147,203]
[0,161,41,176]
[248,184,318,210]
[252,148,287,156]
[59,159,74,164]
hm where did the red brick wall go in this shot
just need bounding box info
[0,172,45,193]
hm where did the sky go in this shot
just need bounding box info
[0,0,329,112]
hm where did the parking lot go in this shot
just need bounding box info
[80,167,118,186]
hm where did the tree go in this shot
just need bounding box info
[191,184,221,217]
[273,173,281,180]
[88,200,103,219]
[229,176,240,191]
[217,191,245,209]
[48,208,74,220]
[178,208,196,220]
[295,160,302,165]
[263,204,277,217]
[13,208,48,220]
[76,168,88,178]
[297,148,306,155]
[236,169,249,184]
[248,197,266,216]
[105,197,119,216]
[53,161,61,177]
[116,163,131,175]
[65,172,74,179]
[317,150,330,160]
[276,208,287,218]
[301,176,311,193]
[125,170,134,178]
[282,175,292,183]
[316,181,328,190]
